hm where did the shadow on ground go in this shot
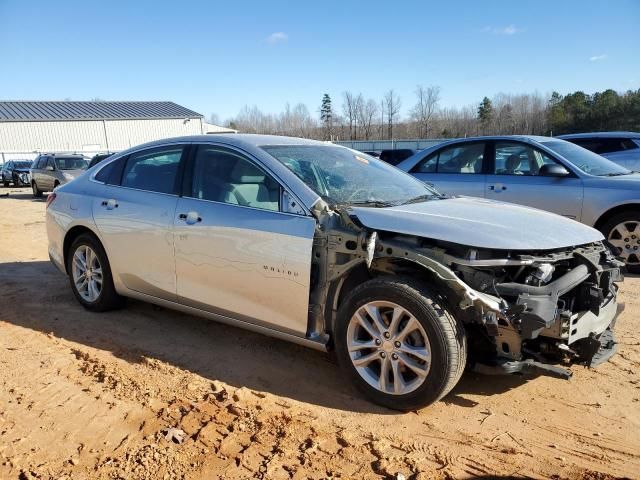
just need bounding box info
[0,260,529,413]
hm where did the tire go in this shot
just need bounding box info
[334,276,467,411]
[600,211,640,273]
[3,181,8,188]
[67,233,125,312]
[32,181,43,198]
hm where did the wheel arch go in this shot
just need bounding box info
[63,225,102,274]
[594,203,640,233]
[324,257,465,339]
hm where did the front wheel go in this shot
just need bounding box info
[67,234,125,311]
[601,211,640,271]
[334,277,467,411]
[32,181,43,198]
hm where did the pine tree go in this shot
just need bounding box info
[320,94,333,140]
[477,96,494,133]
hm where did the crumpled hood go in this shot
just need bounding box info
[349,197,603,251]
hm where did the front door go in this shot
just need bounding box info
[173,144,316,335]
[92,145,186,300]
[485,141,584,220]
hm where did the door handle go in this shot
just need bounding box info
[488,185,507,191]
[101,199,118,209]
[178,212,202,224]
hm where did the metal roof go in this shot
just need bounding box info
[0,101,203,122]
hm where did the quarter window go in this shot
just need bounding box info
[121,147,184,194]
[413,143,484,174]
[494,142,556,176]
[189,146,280,212]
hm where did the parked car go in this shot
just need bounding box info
[379,149,415,165]
[30,153,88,197]
[558,132,640,171]
[1,160,32,187]
[88,152,115,168]
[47,134,622,410]
[398,135,640,269]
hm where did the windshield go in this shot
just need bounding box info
[261,145,439,206]
[541,140,631,176]
[56,157,89,170]
[14,161,31,169]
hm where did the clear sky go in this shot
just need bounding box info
[1,0,638,122]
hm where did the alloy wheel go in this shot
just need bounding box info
[347,301,431,395]
[608,221,640,265]
[71,245,103,302]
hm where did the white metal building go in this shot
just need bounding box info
[0,101,235,162]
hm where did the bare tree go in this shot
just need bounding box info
[357,98,379,140]
[384,89,401,139]
[208,113,221,125]
[342,91,358,140]
[411,85,440,137]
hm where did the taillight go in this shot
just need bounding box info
[46,192,57,209]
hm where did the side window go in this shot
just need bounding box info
[36,157,47,169]
[189,146,280,212]
[413,144,484,174]
[412,153,438,173]
[494,142,557,176]
[121,146,184,194]
[46,157,56,169]
[621,139,639,151]
[94,156,125,184]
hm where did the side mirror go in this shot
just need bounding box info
[46,165,55,171]
[539,164,569,177]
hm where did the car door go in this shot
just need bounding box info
[33,156,47,189]
[408,142,487,197]
[173,144,316,336]
[485,140,584,220]
[92,144,187,301]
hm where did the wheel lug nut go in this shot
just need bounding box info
[383,332,390,339]
[633,235,637,239]
[380,352,386,358]
[375,339,381,346]
[626,244,631,249]
[391,353,398,360]
[394,341,401,348]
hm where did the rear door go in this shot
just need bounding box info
[92,144,187,301]
[408,142,487,197]
[173,143,316,336]
[485,140,584,220]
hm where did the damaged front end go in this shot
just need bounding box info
[453,242,624,379]
[310,202,624,380]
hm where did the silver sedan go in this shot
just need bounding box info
[46,135,623,410]
[398,136,640,268]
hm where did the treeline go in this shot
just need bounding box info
[216,88,640,141]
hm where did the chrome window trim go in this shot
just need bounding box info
[178,193,309,219]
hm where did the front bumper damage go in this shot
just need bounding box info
[466,244,624,379]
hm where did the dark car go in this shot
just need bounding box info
[361,150,381,158]
[1,160,32,187]
[558,132,640,171]
[379,149,416,165]
[88,152,115,168]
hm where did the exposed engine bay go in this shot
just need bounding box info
[308,203,625,379]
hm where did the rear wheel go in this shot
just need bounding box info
[3,181,8,188]
[32,181,43,198]
[602,211,640,272]
[334,277,467,411]
[67,234,124,311]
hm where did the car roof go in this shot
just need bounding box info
[124,134,328,152]
[557,131,640,139]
